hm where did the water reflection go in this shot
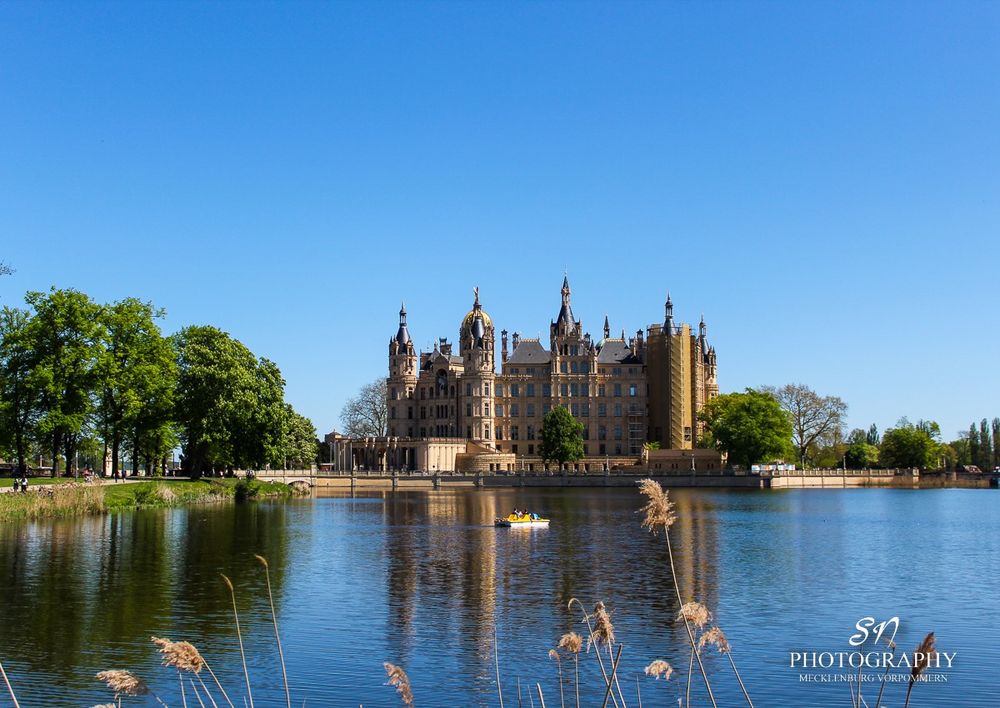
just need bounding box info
[0,489,997,706]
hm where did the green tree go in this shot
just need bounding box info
[172,326,287,476]
[699,389,793,469]
[879,419,941,469]
[761,383,847,466]
[978,419,993,470]
[281,404,318,468]
[866,424,880,445]
[97,298,176,479]
[539,405,584,466]
[993,418,1000,471]
[0,307,40,476]
[845,440,880,468]
[25,289,103,476]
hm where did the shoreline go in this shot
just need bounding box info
[0,477,305,523]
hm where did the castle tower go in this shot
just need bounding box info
[387,304,417,437]
[459,288,496,446]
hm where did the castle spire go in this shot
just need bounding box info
[555,274,575,333]
[395,302,411,344]
[603,314,610,339]
[699,314,706,340]
[664,292,674,332]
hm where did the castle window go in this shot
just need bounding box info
[391,388,398,400]
[582,426,590,440]
[598,425,607,440]
[613,367,622,376]
[484,403,490,416]
[580,362,589,374]
[560,384,568,396]
[420,407,426,420]
[598,384,605,397]
[420,388,426,400]
[571,403,579,416]
[511,368,519,375]
[527,425,535,440]
[496,384,503,396]
[511,426,520,440]
[466,384,472,396]
[543,404,551,415]
[511,384,520,397]
[497,427,503,440]
[527,367,535,375]
[526,383,535,397]
[542,383,551,397]
[571,345,579,356]
[614,425,622,441]
[614,403,622,417]
[450,385,455,396]
[571,361,578,373]
[560,362,568,373]
[420,427,426,437]
[466,403,472,417]
[407,407,413,419]
[581,383,589,396]
[598,403,607,417]
[497,405,504,417]
[615,443,622,455]
[599,443,606,455]
[526,403,535,417]
[613,383,622,397]
[485,425,491,439]
[629,384,637,397]
[581,403,590,417]
[511,403,519,416]
[684,427,692,442]
[467,426,472,439]
[512,444,518,454]
[570,383,578,396]
[484,383,490,395]
[391,406,397,419]
[528,444,534,455]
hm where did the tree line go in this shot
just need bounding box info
[0,287,317,477]
[700,384,998,471]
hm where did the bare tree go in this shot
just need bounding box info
[340,378,388,438]
[0,261,12,277]
[761,383,847,466]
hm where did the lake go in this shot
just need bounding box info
[0,487,997,707]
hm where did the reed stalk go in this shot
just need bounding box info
[903,633,936,708]
[548,649,565,708]
[634,675,641,708]
[517,676,522,708]
[221,574,254,708]
[190,677,207,708]
[601,644,624,708]
[494,627,505,708]
[637,480,717,708]
[872,638,897,708]
[685,648,693,708]
[255,554,291,708]
[535,683,547,708]
[567,599,620,708]
[203,658,235,708]
[557,632,582,708]
[0,659,20,708]
[197,673,220,708]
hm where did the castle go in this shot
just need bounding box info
[378,276,719,472]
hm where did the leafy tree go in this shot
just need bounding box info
[761,383,847,466]
[968,423,980,467]
[949,433,972,466]
[0,261,12,278]
[879,419,941,469]
[845,440,880,468]
[0,307,40,476]
[993,418,1000,471]
[172,326,286,476]
[340,378,388,437]
[25,289,103,476]
[866,424,880,445]
[978,419,993,470]
[539,405,584,466]
[700,389,793,469]
[97,298,176,479]
[281,404,318,468]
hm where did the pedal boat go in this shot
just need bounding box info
[495,515,550,528]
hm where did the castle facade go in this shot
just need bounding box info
[387,277,718,462]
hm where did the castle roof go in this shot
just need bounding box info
[506,338,550,365]
[596,339,641,364]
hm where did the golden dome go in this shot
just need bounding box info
[462,308,492,330]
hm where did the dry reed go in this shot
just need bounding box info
[221,573,254,708]
[903,632,936,708]
[677,603,711,630]
[548,649,565,708]
[637,479,717,708]
[95,669,149,697]
[384,662,414,707]
[0,659,20,708]
[643,660,673,681]
[601,644,624,708]
[255,554,291,708]
[567,599,619,708]
[558,632,582,708]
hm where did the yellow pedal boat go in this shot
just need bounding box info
[495,514,550,527]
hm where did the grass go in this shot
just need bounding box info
[0,478,304,522]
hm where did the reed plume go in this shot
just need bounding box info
[567,599,619,708]
[221,573,254,708]
[589,602,616,649]
[637,479,716,708]
[384,662,414,707]
[558,632,582,708]
[256,554,291,708]
[903,632,936,708]
[699,627,753,708]
[151,636,222,708]
[548,649,565,708]
[95,670,149,697]
[643,660,673,681]
[677,603,711,630]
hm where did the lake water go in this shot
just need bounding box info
[0,487,997,707]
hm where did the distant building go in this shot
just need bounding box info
[378,277,719,472]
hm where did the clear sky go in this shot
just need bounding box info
[1,1,997,441]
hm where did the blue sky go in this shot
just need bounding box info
[1,1,997,440]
